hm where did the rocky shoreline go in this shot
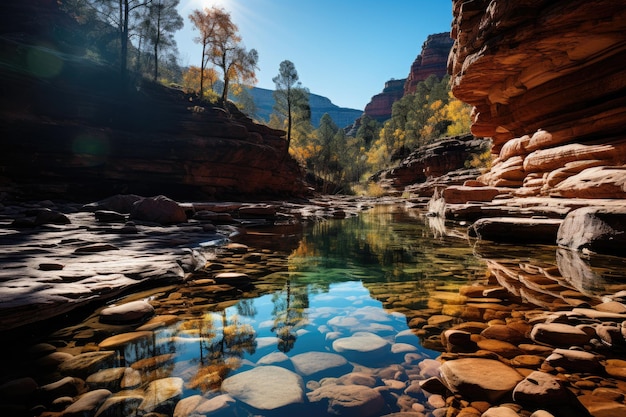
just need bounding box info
[0,194,381,333]
[1,196,625,417]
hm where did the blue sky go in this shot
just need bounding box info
[175,0,453,110]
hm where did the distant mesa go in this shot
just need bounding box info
[363,32,454,122]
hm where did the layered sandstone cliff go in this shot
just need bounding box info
[363,79,406,122]
[404,32,454,95]
[447,0,626,200]
[363,33,453,122]
[0,0,306,201]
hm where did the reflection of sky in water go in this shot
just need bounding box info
[161,280,438,389]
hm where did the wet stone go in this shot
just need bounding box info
[99,300,155,324]
[138,377,184,414]
[39,376,84,401]
[291,351,351,379]
[439,358,524,403]
[307,384,385,417]
[0,378,38,402]
[62,388,111,417]
[221,366,305,411]
[512,371,571,406]
[530,323,591,347]
[85,367,129,391]
[98,331,153,350]
[58,351,116,379]
[95,394,144,417]
[332,332,391,362]
[476,338,524,359]
[545,349,603,373]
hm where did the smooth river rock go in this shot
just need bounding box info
[307,384,385,417]
[291,351,351,379]
[221,366,305,410]
[439,358,524,403]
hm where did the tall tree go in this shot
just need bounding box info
[272,60,310,155]
[77,0,152,80]
[189,6,234,97]
[211,34,258,104]
[143,0,183,81]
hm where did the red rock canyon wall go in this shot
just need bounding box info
[448,0,626,199]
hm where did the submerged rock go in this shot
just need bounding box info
[221,366,305,411]
[138,377,184,414]
[307,384,385,417]
[291,352,351,379]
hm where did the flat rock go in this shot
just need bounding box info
[332,332,391,361]
[307,384,385,417]
[530,323,591,347]
[95,394,144,417]
[545,348,603,373]
[221,366,304,410]
[439,358,523,403]
[291,351,350,379]
[469,217,562,244]
[63,389,111,417]
[58,351,116,379]
[99,300,155,324]
[98,331,153,349]
[138,377,184,414]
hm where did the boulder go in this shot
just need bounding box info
[130,195,188,224]
[469,217,563,244]
[557,206,626,256]
[439,358,523,403]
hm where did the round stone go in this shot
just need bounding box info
[439,358,524,403]
[221,366,304,410]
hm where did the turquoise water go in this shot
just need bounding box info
[110,204,488,415]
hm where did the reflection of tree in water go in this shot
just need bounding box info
[186,305,257,392]
[271,280,309,352]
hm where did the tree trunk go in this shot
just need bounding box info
[121,0,129,81]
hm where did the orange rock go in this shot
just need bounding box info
[551,166,626,199]
[443,186,504,204]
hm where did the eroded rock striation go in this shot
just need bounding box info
[404,32,454,95]
[444,0,626,250]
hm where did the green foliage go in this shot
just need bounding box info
[364,75,472,175]
[465,140,493,171]
[272,60,311,153]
